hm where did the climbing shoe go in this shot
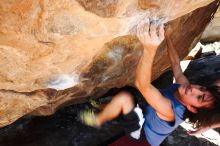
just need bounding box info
[80,109,99,128]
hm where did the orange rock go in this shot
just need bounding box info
[0,0,218,127]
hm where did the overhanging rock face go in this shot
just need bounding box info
[0,0,219,127]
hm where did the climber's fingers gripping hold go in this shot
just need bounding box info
[137,20,165,50]
[137,19,150,46]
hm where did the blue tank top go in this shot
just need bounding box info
[143,84,186,146]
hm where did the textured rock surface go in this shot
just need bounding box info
[0,54,219,146]
[202,6,220,42]
[0,0,219,127]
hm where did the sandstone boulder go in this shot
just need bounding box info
[0,0,219,127]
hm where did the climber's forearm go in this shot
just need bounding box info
[166,36,180,65]
[165,28,189,84]
[135,47,157,95]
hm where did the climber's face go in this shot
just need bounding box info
[178,84,214,113]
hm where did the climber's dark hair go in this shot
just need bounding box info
[184,85,220,128]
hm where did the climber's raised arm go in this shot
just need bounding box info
[165,26,189,85]
[135,21,175,121]
[135,20,164,97]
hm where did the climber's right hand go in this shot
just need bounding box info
[137,20,164,50]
